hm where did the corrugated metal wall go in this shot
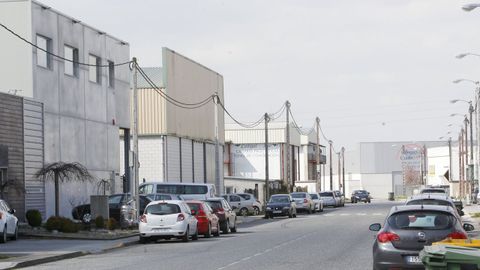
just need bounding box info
[181,138,193,182]
[193,141,204,182]
[136,89,167,135]
[23,99,45,217]
[0,93,25,219]
[166,136,181,182]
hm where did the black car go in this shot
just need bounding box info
[72,193,151,223]
[265,194,297,218]
[351,190,371,203]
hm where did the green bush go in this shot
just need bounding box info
[45,216,63,231]
[60,219,79,233]
[25,209,42,227]
[106,218,117,231]
[95,215,105,229]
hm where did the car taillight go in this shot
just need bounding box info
[198,210,207,218]
[139,214,147,223]
[377,232,400,243]
[447,232,467,239]
[303,199,308,203]
[177,213,185,222]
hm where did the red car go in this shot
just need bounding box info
[186,201,220,238]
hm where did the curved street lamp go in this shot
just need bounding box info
[453,78,480,85]
[462,3,480,11]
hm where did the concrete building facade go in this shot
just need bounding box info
[0,0,130,218]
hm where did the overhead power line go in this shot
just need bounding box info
[0,22,132,67]
[289,109,315,136]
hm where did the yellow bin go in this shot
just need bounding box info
[433,238,480,248]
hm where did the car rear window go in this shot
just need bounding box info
[320,192,333,197]
[310,194,318,199]
[270,196,290,203]
[388,211,455,230]
[238,194,251,200]
[187,203,201,212]
[206,201,222,210]
[291,193,306,198]
[421,189,446,194]
[145,203,181,215]
[406,200,451,207]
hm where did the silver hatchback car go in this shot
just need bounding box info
[369,205,474,270]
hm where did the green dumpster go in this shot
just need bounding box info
[420,245,480,270]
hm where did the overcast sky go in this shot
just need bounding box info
[40,0,480,150]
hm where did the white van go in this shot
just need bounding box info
[138,182,217,200]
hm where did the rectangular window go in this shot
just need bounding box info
[88,54,101,83]
[64,45,79,77]
[108,61,115,88]
[36,35,52,69]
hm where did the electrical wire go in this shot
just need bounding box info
[0,22,132,67]
[289,109,315,136]
[136,64,214,109]
[217,100,265,128]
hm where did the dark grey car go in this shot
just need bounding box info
[369,205,474,270]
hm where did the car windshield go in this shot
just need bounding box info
[310,194,318,199]
[355,190,367,194]
[388,211,455,230]
[206,201,222,210]
[270,196,290,203]
[145,203,181,215]
[291,193,306,198]
[320,192,333,197]
[406,200,451,207]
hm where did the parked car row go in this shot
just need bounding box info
[369,188,475,270]
[138,196,237,243]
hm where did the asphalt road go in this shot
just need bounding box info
[24,201,399,270]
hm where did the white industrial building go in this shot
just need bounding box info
[0,0,130,219]
[120,48,225,193]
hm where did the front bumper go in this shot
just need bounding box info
[266,208,290,216]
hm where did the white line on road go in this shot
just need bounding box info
[340,213,350,216]
[356,213,367,216]
[372,213,383,216]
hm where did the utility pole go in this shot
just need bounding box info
[342,147,345,195]
[285,101,291,192]
[337,152,341,192]
[464,117,470,200]
[132,57,139,219]
[448,138,452,183]
[460,129,464,198]
[264,113,270,207]
[469,103,474,202]
[316,117,321,192]
[214,93,221,195]
[329,140,333,190]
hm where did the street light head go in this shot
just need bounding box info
[456,53,468,59]
[450,100,459,104]
[453,79,463,84]
[462,3,480,11]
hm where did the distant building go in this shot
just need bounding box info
[0,0,130,219]
[120,48,225,193]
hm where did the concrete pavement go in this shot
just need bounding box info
[20,201,399,270]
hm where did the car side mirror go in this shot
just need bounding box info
[9,209,15,214]
[459,210,465,216]
[463,223,475,232]
[191,210,196,216]
[369,223,381,231]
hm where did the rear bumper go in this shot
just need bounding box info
[373,242,423,270]
[197,220,209,234]
[139,222,187,238]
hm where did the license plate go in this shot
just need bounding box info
[405,256,421,264]
[273,210,282,214]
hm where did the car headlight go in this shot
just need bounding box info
[266,207,271,210]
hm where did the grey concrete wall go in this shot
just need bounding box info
[29,1,130,218]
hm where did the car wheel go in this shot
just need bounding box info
[240,208,248,216]
[1,226,7,244]
[222,221,230,234]
[182,227,190,242]
[11,224,18,241]
[231,219,237,233]
[82,213,92,224]
[253,207,260,216]
[192,227,199,241]
[204,223,211,238]
[139,236,149,244]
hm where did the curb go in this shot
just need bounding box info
[1,238,140,269]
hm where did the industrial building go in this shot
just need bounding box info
[0,0,130,219]
[120,48,225,193]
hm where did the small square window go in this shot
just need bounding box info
[89,54,101,84]
[108,61,115,88]
[36,35,52,69]
[64,45,79,77]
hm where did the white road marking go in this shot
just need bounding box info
[340,213,350,216]
[356,213,367,216]
[373,213,383,216]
